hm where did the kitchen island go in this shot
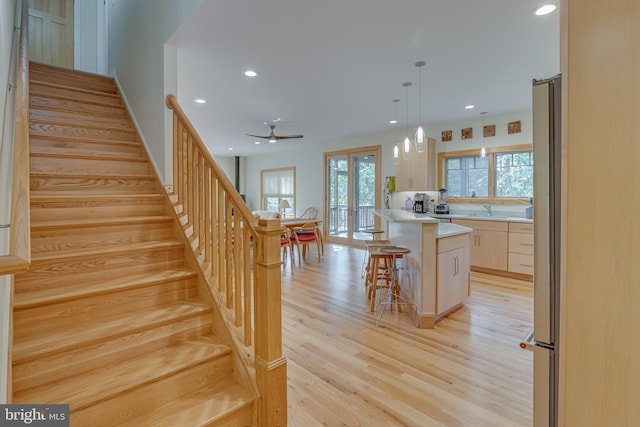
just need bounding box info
[374,209,472,328]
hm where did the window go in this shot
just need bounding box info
[439,144,533,200]
[261,167,295,216]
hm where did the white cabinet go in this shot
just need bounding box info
[508,222,534,275]
[394,137,436,191]
[452,219,508,271]
[436,233,470,315]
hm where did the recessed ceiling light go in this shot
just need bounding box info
[227,147,234,151]
[534,4,556,15]
[244,70,257,77]
[254,141,261,145]
[389,119,398,124]
[194,99,206,104]
[465,105,475,109]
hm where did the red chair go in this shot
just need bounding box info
[291,222,322,263]
[281,228,295,267]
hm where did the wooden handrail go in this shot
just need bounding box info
[0,0,30,276]
[165,94,287,426]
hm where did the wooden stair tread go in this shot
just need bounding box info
[126,380,255,427]
[31,215,172,230]
[30,193,163,203]
[30,172,156,179]
[30,117,138,134]
[14,337,231,411]
[14,268,198,309]
[30,95,127,117]
[29,62,115,85]
[13,300,213,363]
[29,133,141,148]
[30,240,183,263]
[29,79,121,100]
[30,151,147,163]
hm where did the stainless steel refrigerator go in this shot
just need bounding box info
[522,74,562,427]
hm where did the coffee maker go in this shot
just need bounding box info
[435,188,450,214]
[413,193,427,213]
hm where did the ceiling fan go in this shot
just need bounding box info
[246,124,303,143]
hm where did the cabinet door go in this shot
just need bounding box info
[437,246,470,314]
[473,230,508,270]
[394,137,436,191]
[437,249,458,313]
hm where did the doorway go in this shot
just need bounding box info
[28,0,74,68]
[324,145,381,246]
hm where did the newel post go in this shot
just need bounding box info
[253,218,287,426]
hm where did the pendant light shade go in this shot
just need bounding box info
[480,111,487,158]
[402,82,412,160]
[391,98,400,165]
[414,61,426,152]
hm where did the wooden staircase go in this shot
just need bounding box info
[12,62,256,426]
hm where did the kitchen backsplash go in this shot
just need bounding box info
[390,191,531,219]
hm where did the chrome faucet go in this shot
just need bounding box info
[483,204,492,216]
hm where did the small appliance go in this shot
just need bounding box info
[413,193,427,213]
[435,188,450,214]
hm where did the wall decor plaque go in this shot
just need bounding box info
[508,120,522,134]
[483,124,496,137]
[442,130,452,142]
[461,127,473,140]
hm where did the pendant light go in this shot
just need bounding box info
[402,82,412,161]
[480,111,487,158]
[414,61,426,152]
[391,98,401,165]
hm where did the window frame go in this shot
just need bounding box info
[260,166,296,215]
[437,143,533,204]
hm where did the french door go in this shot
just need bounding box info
[324,145,381,246]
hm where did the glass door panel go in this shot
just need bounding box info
[325,147,381,246]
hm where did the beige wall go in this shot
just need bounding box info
[561,0,640,424]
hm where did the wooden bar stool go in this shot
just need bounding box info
[362,228,385,240]
[365,245,397,311]
[361,239,391,279]
[373,246,418,327]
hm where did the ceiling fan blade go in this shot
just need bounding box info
[246,133,270,139]
[275,134,304,140]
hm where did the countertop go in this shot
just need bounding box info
[374,209,472,239]
[427,213,533,223]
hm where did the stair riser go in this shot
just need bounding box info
[30,223,175,255]
[31,176,158,194]
[30,108,133,129]
[30,121,138,142]
[30,96,127,117]
[30,156,150,176]
[30,68,116,94]
[70,356,233,426]
[30,137,143,158]
[30,83,122,106]
[13,316,213,393]
[30,201,166,221]
[14,278,199,335]
[14,247,187,292]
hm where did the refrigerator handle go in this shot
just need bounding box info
[520,328,535,352]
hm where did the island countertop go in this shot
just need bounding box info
[374,209,471,238]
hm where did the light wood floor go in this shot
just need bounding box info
[282,243,533,427]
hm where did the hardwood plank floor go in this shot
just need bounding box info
[282,244,533,427]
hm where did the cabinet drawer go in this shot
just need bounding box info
[509,222,533,233]
[509,232,534,255]
[437,233,469,253]
[508,253,534,275]
[453,219,508,232]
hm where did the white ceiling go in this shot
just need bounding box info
[169,0,559,157]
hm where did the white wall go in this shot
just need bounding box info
[242,110,532,217]
[107,0,201,182]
